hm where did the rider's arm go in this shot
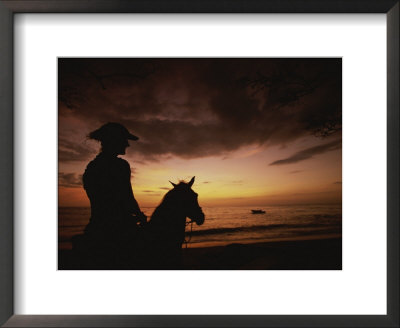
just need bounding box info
[119,159,146,221]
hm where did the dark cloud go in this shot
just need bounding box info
[59,173,82,188]
[269,139,341,165]
[59,58,342,163]
[159,187,170,190]
[289,170,303,174]
[59,138,96,163]
[203,181,211,184]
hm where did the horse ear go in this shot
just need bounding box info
[188,176,195,187]
[169,181,177,188]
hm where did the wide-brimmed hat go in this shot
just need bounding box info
[88,122,139,142]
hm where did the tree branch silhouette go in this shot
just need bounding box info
[239,63,341,138]
[58,60,156,109]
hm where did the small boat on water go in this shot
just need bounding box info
[251,209,266,214]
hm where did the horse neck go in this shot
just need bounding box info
[151,197,185,223]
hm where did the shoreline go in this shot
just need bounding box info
[186,233,342,248]
[59,233,341,250]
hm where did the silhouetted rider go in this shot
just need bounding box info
[83,122,146,240]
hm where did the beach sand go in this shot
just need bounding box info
[182,237,341,270]
[59,237,341,270]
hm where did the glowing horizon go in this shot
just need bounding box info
[59,136,341,208]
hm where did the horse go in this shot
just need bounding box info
[143,176,205,268]
[71,176,205,269]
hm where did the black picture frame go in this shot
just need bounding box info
[0,1,398,327]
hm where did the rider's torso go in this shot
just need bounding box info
[83,153,132,231]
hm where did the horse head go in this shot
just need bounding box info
[169,176,205,225]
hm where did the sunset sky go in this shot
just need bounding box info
[58,58,342,208]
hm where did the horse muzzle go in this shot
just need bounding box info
[194,213,205,226]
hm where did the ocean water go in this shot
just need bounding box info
[58,204,342,250]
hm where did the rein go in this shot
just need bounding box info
[184,220,194,248]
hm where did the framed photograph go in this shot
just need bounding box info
[0,1,398,327]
